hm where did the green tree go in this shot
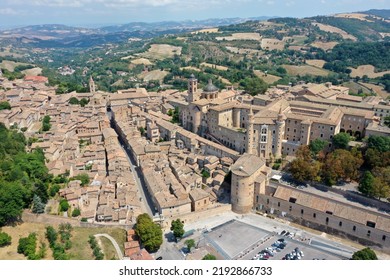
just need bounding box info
[184,239,195,251]
[45,226,58,248]
[59,199,69,212]
[0,232,12,247]
[367,135,390,153]
[72,208,81,217]
[332,132,350,150]
[70,173,90,186]
[358,171,375,197]
[42,115,51,132]
[0,101,11,110]
[17,233,39,260]
[202,254,216,260]
[289,146,321,182]
[170,219,185,239]
[240,77,268,96]
[68,97,79,105]
[135,213,163,252]
[309,139,328,157]
[32,195,45,214]
[79,98,89,107]
[351,248,378,260]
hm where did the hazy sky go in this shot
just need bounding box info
[0,0,388,27]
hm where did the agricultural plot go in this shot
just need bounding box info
[261,38,285,51]
[312,22,357,41]
[311,41,339,51]
[254,70,281,84]
[200,63,229,71]
[216,32,262,41]
[138,70,169,82]
[349,65,390,78]
[130,58,153,65]
[306,60,326,68]
[0,60,29,71]
[138,44,182,60]
[22,67,42,76]
[282,64,330,77]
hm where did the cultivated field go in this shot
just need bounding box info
[261,38,285,51]
[282,64,330,76]
[139,44,182,60]
[312,22,357,41]
[200,62,229,71]
[311,41,339,51]
[192,28,219,34]
[138,69,169,82]
[180,66,201,72]
[349,65,390,78]
[0,60,29,71]
[22,67,42,76]
[225,46,263,56]
[130,58,153,65]
[334,13,374,22]
[0,222,126,260]
[216,32,262,41]
[342,81,372,95]
[359,82,390,99]
[254,70,281,84]
[306,59,326,68]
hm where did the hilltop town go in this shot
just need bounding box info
[0,9,389,261]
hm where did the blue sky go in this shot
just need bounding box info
[0,0,388,27]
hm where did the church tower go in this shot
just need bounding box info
[246,106,254,154]
[89,76,96,94]
[275,107,285,158]
[188,74,198,103]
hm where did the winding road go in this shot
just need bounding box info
[94,233,123,260]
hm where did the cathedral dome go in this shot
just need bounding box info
[203,79,218,93]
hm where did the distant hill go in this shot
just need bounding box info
[100,17,271,33]
[362,9,390,19]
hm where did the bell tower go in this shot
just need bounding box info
[89,76,96,94]
[188,74,198,103]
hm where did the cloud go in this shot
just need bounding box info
[0,8,20,15]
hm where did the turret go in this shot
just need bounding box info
[246,106,254,154]
[275,106,285,158]
[188,74,198,103]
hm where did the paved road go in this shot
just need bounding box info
[107,111,155,216]
[95,233,124,260]
[118,143,154,216]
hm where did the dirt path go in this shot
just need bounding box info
[94,233,123,260]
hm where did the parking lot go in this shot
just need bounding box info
[203,220,269,259]
[203,220,348,260]
[242,234,345,260]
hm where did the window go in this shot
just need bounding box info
[367,230,371,237]
[267,199,269,205]
[256,196,259,203]
[289,197,297,203]
[289,206,292,211]
[339,221,342,227]
[366,221,376,228]
[326,211,333,215]
[301,209,304,215]
[326,217,329,225]
[383,235,386,241]
[278,202,280,207]
[353,226,356,231]
[313,213,316,218]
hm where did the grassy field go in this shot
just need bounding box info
[130,58,153,65]
[216,32,262,41]
[140,44,182,60]
[359,82,390,99]
[306,59,326,68]
[282,64,330,77]
[261,39,285,51]
[311,41,339,51]
[334,13,375,22]
[22,67,42,76]
[349,65,390,78]
[342,81,372,95]
[254,70,281,84]
[200,62,229,71]
[138,70,169,82]
[312,22,357,41]
[225,46,263,56]
[0,222,126,260]
[180,66,201,72]
[98,236,119,260]
[0,60,29,72]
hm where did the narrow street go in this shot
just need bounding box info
[107,110,155,217]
